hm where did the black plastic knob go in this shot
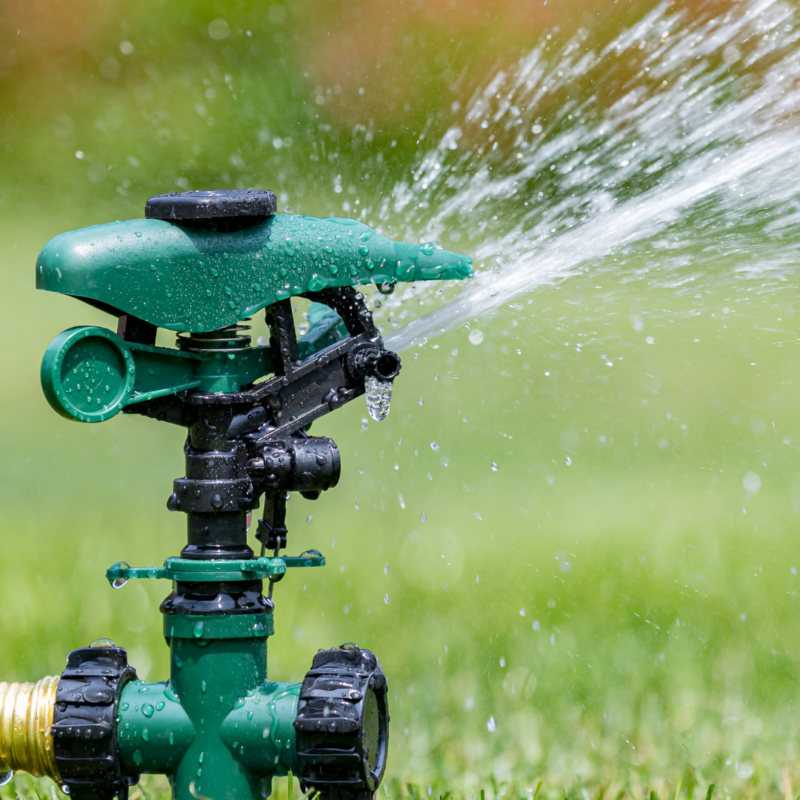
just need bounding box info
[295,644,389,800]
[145,190,277,228]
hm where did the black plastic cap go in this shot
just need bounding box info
[296,644,389,796]
[145,190,277,221]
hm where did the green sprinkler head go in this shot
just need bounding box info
[37,189,472,424]
[12,190,473,800]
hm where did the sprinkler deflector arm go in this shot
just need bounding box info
[8,190,471,800]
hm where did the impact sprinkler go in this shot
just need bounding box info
[0,191,472,800]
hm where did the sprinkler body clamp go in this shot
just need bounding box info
[2,190,471,800]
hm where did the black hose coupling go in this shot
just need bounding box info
[295,644,389,800]
[52,645,138,800]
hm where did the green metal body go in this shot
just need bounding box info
[117,613,299,800]
[36,215,472,333]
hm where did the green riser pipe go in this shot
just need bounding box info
[117,619,299,800]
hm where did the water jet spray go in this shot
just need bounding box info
[0,190,471,800]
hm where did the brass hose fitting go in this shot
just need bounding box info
[0,677,61,782]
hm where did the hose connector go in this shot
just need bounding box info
[0,676,61,782]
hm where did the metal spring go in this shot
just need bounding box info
[177,319,253,352]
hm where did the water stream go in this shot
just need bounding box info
[368,0,800,350]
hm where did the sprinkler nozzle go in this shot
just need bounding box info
[347,345,402,382]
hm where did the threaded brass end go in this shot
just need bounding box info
[0,677,61,781]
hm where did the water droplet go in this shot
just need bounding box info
[469,329,484,345]
[486,717,497,732]
[499,657,506,667]
[90,638,116,649]
[142,704,154,718]
[133,750,144,766]
[744,471,761,493]
[491,462,498,472]
[112,578,128,590]
[365,375,392,422]
[430,442,440,451]
[0,772,12,788]
[142,728,150,742]
[201,681,207,694]
[384,594,390,604]
[193,621,205,638]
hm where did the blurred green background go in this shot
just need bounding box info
[1,1,800,799]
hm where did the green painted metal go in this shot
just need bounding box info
[106,552,325,585]
[117,623,299,800]
[36,215,474,333]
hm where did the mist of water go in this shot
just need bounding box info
[372,0,800,350]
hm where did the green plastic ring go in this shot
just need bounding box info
[163,613,274,640]
[41,326,136,423]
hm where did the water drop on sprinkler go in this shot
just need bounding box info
[365,376,392,422]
